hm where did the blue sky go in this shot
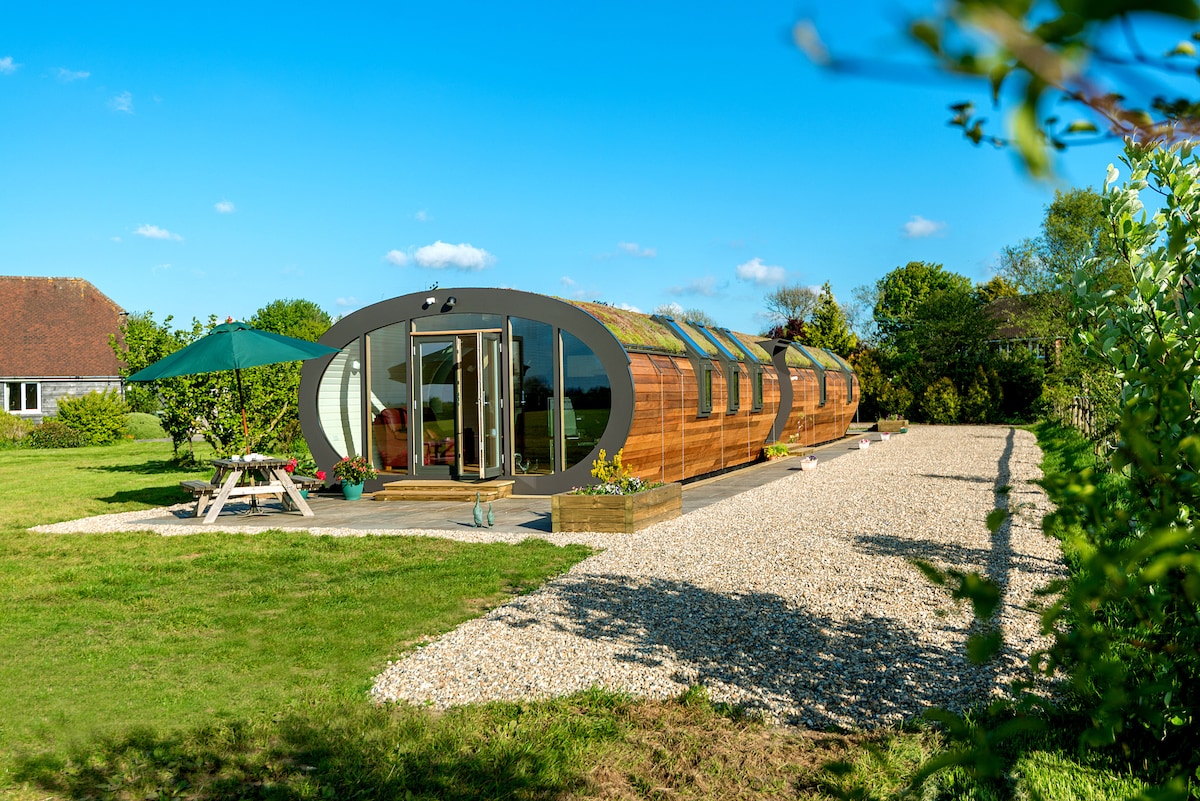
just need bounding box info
[1,2,1134,336]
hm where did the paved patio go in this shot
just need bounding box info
[128,428,876,534]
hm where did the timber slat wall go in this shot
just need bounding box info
[623,352,853,484]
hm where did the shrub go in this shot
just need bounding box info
[124,412,168,440]
[920,377,960,423]
[993,350,1045,422]
[959,368,995,424]
[56,390,129,445]
[572,448,663,495]
[0,410,35,445]
[25,419,88,449]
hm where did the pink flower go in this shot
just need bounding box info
[316,470,326,481]
[285,458,297,474]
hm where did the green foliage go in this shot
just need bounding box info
[919,377,960,424]
[763,443,790,458]
[802,282,858,354]
[763,284,819,330]
[573,448,663,495]
[0,411,34,445]
[850,348,913,421]
[24,420,88,449]
[54,389,129,446]
[992,351,1046,422]
[123,412,167,440]
[960,367,996,424]
[873,261,974,351]
[331,455,378,484]
[921,142,1200,795]
[249,297,332,343]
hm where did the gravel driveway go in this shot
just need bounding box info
[371,425,1063,728]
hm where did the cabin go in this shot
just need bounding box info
[0,276,125,423]
[299,288,858,495]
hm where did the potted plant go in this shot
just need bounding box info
[332,455,378,501]
[799,455,819,471]
[286,456,327,498]
[551,448,682,534]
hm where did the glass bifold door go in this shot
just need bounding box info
[414,332,502,479]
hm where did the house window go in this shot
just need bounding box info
[6,382,39,414]
[699,363,714,416]
[753,369,763,411]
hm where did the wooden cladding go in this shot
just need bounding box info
[622,352,857,484]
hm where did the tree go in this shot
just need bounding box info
[651,304,717,327]
[763,285,818,327]
[250,298,332,343]
[873,261,974,351]
[797,1,1200,176]
[802,282,857,354]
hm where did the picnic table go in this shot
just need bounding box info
[181,457,315,524]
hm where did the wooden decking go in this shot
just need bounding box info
[372,479,515,502]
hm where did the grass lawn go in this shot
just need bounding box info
[0,434,1158,799]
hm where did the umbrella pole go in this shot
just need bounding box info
[235,367,250,453]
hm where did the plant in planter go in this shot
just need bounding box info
[763,443,790,460]
[799,455,819,471]
[552,449,680,533]
[332,455,377,500]
[286,455,326,497]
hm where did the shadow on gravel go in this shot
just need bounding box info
[528,573,976,730]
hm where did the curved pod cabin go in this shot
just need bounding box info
[299,288,858,495]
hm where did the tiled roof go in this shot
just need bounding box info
[0,276,125,377]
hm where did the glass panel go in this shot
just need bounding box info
[316,340,363,458]
[754,370,763,410]
[7,383,19,412]
[413,312,503,332]
[510,318,554,475]
[481,334,502,476]
[458,334,480,476]
[562,330,610,469]
[417,338,456,471]
[368,323,409,474]
[24,383,37,411]
[729,367,739,410]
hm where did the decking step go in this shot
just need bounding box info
[372,479,515,503]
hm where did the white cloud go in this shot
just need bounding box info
[618,302,643,313]
[414,210,431,222]
[111,236,122,243]
[214,200,235,214]
[618,241,657,258]
[110,91,133,113]
[0,56,18,75]
[735,257,785,286]
[560,276,576,288]
[55,67,89,81]
[336,297,359,308]
[135,224,182,241]
[412,240,495,270]
[902,215,947,238]
[669,276,720,297]
[384,249,409,266]
[152,263,171,274]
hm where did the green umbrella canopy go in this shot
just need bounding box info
[126,321,338,451]
[126,321,337,382]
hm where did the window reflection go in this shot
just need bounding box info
[510,318,554,474]
[562,330,610,469]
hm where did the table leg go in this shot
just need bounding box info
[272,467,314,517]
[204,468,244,524]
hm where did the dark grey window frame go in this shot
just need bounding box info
[822,348,856,403]
[654,315,719,418]
[718,327,766,412]
[791,343,827,407]
[692,323,744,414]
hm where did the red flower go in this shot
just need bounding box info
[316,470,327,481]
[285,458,297,474]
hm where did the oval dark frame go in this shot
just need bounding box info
[299,287,635,495]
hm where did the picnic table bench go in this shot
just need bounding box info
[180,458,316,523]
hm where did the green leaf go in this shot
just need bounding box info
[966,629,1003,664]
[986,508,1008,532]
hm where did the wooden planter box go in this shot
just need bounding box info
[551,483,683,534]
[876,419,908,433]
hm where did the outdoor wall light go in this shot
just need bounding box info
[445,296,457,307]
[423,296,437,309]
[351,360,361,372]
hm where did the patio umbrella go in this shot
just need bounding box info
[126,320,338,450]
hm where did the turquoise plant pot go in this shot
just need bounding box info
[341,481,364,501]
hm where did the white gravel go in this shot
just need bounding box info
[35,425,1063,729]
[369,425,1063,728]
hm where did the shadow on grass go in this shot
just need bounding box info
[97,487,191,507]
[83,459,203,476]
[13,701,593,800]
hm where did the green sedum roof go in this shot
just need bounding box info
[564,300,685,353]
